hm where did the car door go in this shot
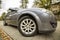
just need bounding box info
[6,10,12,24]
[9,10,18,26]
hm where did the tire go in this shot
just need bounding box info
[4,21,7,26]
[18,16,37,37]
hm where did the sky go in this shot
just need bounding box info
[0,0,34,16]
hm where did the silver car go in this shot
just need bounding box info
[4,8,57,37]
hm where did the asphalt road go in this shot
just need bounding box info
[0,21,60,40]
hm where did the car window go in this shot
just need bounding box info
[6,12,11,16]
[7,9,17,15]
[10,10,17,15]
[7,9,11,15]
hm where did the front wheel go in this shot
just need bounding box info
[18,16,37,37]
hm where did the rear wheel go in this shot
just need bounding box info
[4,21,7,26]
[18,16,37,37]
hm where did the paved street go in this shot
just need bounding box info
[0,21,60,40]
[0,36,2,40]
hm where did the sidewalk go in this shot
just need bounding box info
[0,35,2,40]
[0,28,13,40]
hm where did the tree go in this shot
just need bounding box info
[1,12,6,20]
[33,0,51,9]
[20,0,28,9]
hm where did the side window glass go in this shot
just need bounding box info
[6,10,11,16]
[11,10,17,14]
[7,8,17,16]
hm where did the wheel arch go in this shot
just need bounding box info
[18,14,35,21]
[17,11,42,31]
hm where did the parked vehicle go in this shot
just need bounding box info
[4,8,57,37]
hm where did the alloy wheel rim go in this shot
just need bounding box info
[20,19,36,34]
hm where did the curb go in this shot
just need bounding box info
[0,28,14,40]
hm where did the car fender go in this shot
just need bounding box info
[17,11,42,31]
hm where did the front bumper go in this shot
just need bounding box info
[39,27,56,33]
[38,17,57,33]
